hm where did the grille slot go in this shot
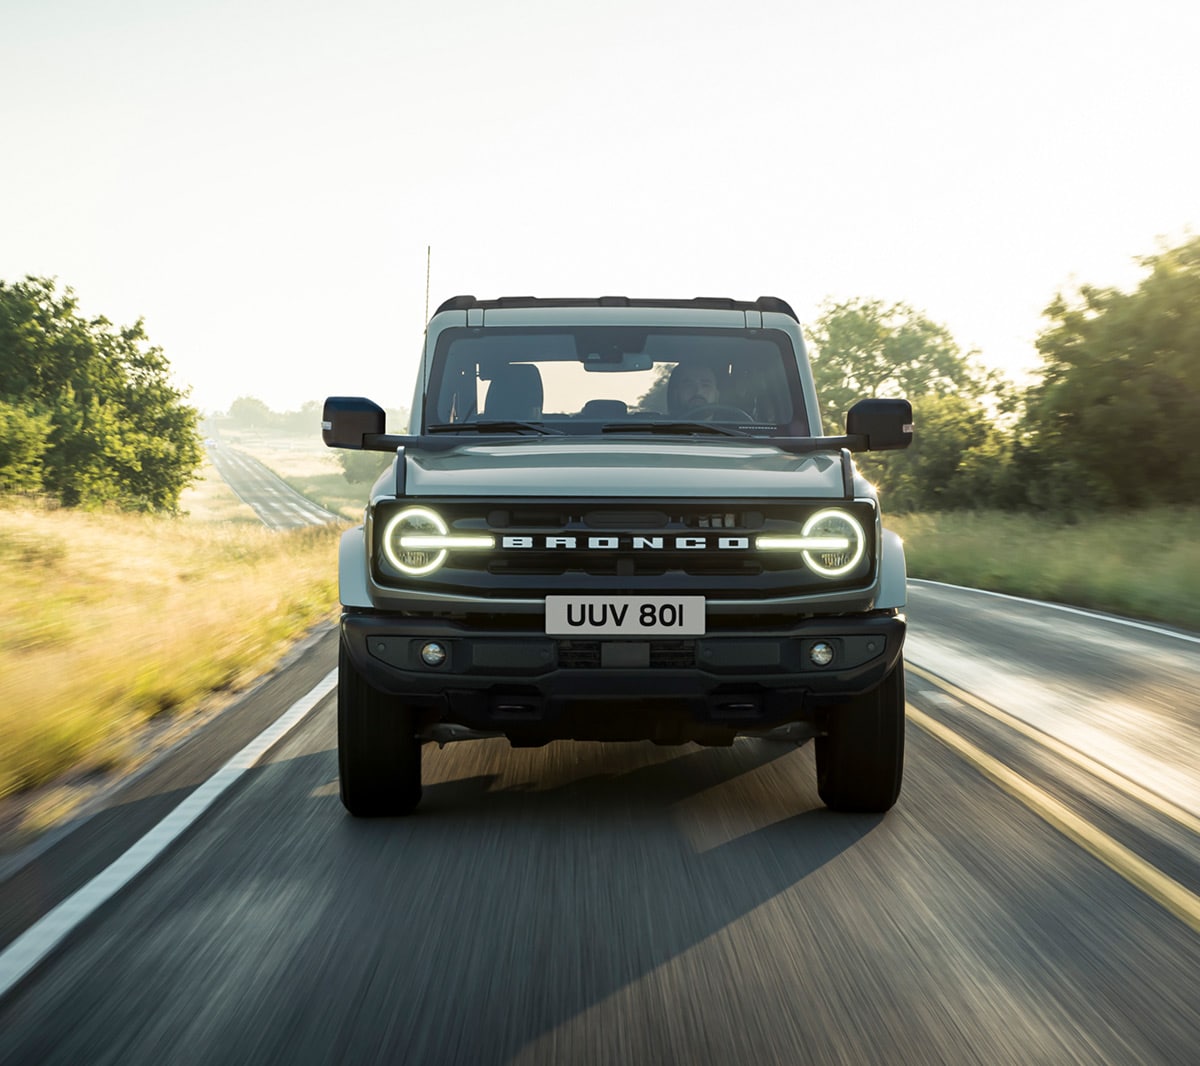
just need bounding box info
[490,557,763,578]
[558,641,697,669]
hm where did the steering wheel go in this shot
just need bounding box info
[683,403,754,422]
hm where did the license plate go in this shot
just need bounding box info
[546,595,705,637]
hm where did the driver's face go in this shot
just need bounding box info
[676,367,718,411]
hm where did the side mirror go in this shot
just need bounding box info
[846,398,913,451]
[322,397,385,449]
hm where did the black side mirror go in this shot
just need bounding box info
[322,397,385,449]
[846,398,913,451]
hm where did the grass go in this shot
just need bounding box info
[0,460,344,813]
[888,507,1200,631]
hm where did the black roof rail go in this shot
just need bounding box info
[430,295,799,320]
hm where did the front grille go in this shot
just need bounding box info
[372,497,878,597]
[558,640,697,669]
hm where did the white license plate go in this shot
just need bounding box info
[546,595,706,637]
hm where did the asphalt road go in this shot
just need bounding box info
[1,590,1197,1064]
[205,445,340,530]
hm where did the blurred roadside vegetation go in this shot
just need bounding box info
[890,508,1200,631]
[810,235,1200,516]
[0,467,342,830]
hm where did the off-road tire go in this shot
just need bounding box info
[815,659,905,812]
[338,636,422,817]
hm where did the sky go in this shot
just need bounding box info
[2,0,1197,415]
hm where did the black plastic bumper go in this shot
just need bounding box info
[341,610,905,744]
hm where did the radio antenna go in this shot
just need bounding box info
[421,245,432,428]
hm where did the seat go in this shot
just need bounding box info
[579,399,627,419]
[483,364,543,420]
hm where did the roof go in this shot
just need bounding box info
[433,295,799,320]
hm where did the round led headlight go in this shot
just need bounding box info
[382,507,449,575]
[800,508,866,578]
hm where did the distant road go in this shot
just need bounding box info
[206,445,340,530]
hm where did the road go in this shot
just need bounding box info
[206,445,341,529]
[1,587,1197,1064]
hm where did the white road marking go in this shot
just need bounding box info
[908,579,1200,644]
[0,669,339,1002]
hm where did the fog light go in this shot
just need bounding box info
[420,641,447,667]
[809,641,835,667]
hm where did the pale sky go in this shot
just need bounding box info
[2,0,1196,414]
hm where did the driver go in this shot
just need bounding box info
[667,362,720,416]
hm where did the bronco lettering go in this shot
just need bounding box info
[499,535,752,550]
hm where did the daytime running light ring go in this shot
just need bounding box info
[383,507,449,575]
[800,508,866,577]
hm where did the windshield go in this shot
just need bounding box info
[424,326,810,435]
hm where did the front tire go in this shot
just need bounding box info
[338,636,422,817]
[815,659,905,813]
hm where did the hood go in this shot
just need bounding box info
[404,438,849,498]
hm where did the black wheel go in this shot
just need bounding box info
[338,636,422,817]
[815,659,905,813]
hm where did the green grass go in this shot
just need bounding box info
[889,507,1200,631]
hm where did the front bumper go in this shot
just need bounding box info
[342,610,905,745]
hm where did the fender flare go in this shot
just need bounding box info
[339,527,372,608]
[877,527,908,610]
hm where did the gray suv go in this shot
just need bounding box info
[323,295,913,816]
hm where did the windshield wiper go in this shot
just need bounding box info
[600,421,749,437]
[425,421,563,436]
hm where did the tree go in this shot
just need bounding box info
[873,394,1012,512]
[806,298,997,432]
[278,400,322,434]
[227,395,275,429]
[806,298,1011,508]
[0,276,202,511]
[0,401,50,493]
[1017,236,1200,509]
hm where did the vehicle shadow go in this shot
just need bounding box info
[0,738,887,1066]
[309,739,885,1064]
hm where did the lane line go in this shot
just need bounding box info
[907,662,1200,836]
[0,669,339,1002]
[908,579,1200,645]
[907,704,1200,934]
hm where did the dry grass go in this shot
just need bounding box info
[889,507,1200,631]
[0,469,343,807]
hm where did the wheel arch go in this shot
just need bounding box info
[877,527,907,610]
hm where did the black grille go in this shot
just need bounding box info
[558,641,697,669]
[372,497,878,597]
